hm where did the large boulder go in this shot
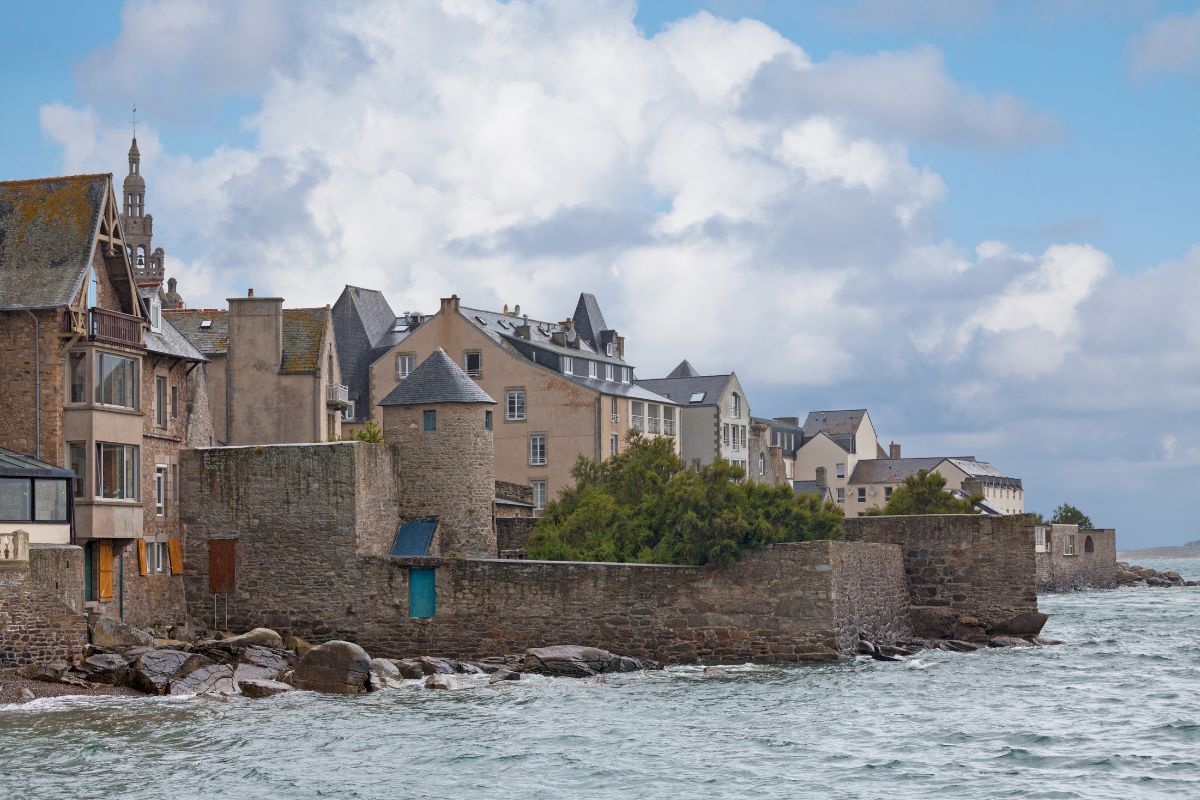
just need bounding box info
[17,662,70,683]
[488,669,521,684]
[291,641,371,694]
[523,646,627,677]
[75,653,130,685]
[219,628,284,650]
[131,650,215,695]
[368,658,404,691]
[424,674,460,690]
[239,678,294,698]
[416,656,457,675]
[393,659,425,679]
[90,616,154,651]
[170,663,238,696]
[238,646,295,678]
[990,610,1049,637]
[285,635,314,657]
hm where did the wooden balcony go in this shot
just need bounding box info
[85,307,143,347]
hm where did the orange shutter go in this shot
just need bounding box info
[98,540,114,601]
[137,540,149,575]
[168,538,184,575]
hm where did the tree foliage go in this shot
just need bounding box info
[866,469,982,515]
[526,432,844,567]
[1050,503,1093,530]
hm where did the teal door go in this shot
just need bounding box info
[83,542,95,602]
[409,568,436,618]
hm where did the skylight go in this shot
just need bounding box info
[474,315,488,325]
[200,320,212,329]
[689,391,706,403]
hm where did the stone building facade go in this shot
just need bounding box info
[1035,524,1118,592]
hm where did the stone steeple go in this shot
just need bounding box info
[121,135,165,285]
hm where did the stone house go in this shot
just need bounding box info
[1034,523,1117,592]
[0,168,209,629]
[333,289,678,508]
[747,416,805,486]
[790,409,883,511]
[166,291,347,445]
[847,456,1024,516]
[636,360,751,475]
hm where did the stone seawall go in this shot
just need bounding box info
[844,515,1040,637]
[0,542,87,667]
[1037,527,1117,592]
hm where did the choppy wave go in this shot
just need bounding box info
[2,560,1198,799]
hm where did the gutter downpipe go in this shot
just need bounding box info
[22,309,41,459]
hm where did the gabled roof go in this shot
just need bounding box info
[571,292,608,349]
[379,348,495,406]
[463,304,627,366]
[848,457,948,485]
[638,372,733,407]
[333,285,400,421]
[801,409,868,438]
[0,174,112,309]
[666,359,699,378]
[138,286,205,362]
[165,306,331,373]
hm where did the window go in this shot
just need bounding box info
[836,488,845,503]
[836,463,846,479]
[605,363,615,381]
[663,406,675,436]
[69,351,87,403]
[857,487,866,503]
[396,353,415,380]
[464,351,481,377]
[1064,534,1076,556]
[34,480,67,522]
[68,443,86,499]
[150,299,161,332]
[1085,535,1095,554]
[631,402,644,432]
[96,443,138,500]
[530,434,547,466]
[610,396,618,423]
[87,268,99,309]
[588,360,598,379]
[731,393,741,418]
[647,403,660,434]
[145,541,169,575]
[621,367,630,384]
[96,353,138,409]
[689,392,706,403]
[532,480,547,510]
[605,343,613,357]
[171,385,178,419]
[506,389,526,421]
[423,410,436,432]
[485,410,492,431]
[155,466,167,517]
[343,401,356,421]
[731,424,740,451]
[1034,526,1048,553]
[0,478,30,520]
[610,433,619,456]
[561,356,573,375]
[884,486,893,500]
[723,424,730,446]
[758,453,766,475]
[155,376,167,427]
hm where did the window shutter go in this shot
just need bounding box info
[98,540,114,601]
[168,538,184,575]
[137,540,149,576]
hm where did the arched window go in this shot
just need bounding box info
[1084,535,1095,554]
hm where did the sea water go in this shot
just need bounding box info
[2,558,1198,800]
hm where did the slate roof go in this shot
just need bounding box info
[333,285,399,421]
[752,416,804,457]
[379,348,495,406]
[635,374,731,408]
[666,359,699,378]
[165,306,330,373]
[0,174,110,310]
[138,286,205,362]
[848,457,947,485]
[0,446,74,479]
[802,409,868,438]
[571,292,608,350]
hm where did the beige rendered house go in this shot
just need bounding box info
[847,456,1024,515]
[636,360,752,475]
[789,410,883,512]
[335,289,678,508]
[167,292,346,445]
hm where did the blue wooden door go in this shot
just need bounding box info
[409,568,436,618]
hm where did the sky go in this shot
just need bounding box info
[2,0,1198,547]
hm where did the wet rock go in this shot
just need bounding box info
[523,645,633,677]
[19,687,35,702]
[1033,637,1065,646]
[216,628,284,651]
[393,659,425,679]
[416,656,457,675]
[424,674,460,690]
[616,656,642,672]
[368,658,404,690]
[17,662,70,683]
[988,636,1035,648]
[907,606,960,639]
[702,666,728,675]
[455,661,485,675]
[131,650,215,695]
[291,641,371,694]
[239,678,294,698]
[75,653,130,685]
[856,640,877,656]
[877,645,916,658]
[233,664,276,684]
[944,640,983,652]
[870,651,902,662]
[238,646,295,678]
[152,639,190,651]
[990,610,1049,637]
[89,616,154,651]
[285,635,314,657]
[488,669,521,683]
[171,662,238,696]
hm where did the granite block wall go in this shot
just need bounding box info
[1036,527,1117,592]
[0,543,87,667]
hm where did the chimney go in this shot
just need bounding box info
[815,466,827,487]
[889,441,901,459]
[615,334,625,359]
[227,292,284,372]
[515,313,531,340]
[439,295,460,315]
[248,288,255,297]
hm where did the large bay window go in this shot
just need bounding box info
[96,353,138,409]
[96,443,138,500]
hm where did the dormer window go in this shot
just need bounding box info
[605,343,613,357]
[150,299,161,332]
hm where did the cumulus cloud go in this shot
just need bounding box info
[1129,8,1200,79]
[38,0,1200,544]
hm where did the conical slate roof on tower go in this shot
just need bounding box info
[379,348,496,406]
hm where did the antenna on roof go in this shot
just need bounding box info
[131,105,137,138]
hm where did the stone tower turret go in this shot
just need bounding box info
[121,136,165,285]
[380,348,497,558]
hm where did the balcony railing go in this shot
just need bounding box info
[73,307,143,347]
[326,383,350,407]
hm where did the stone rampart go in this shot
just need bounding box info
[1036,526,1117,592]
[844,514,1040,637]
[0,536,87,666]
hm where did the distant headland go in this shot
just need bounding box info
[1118,540,1200,559]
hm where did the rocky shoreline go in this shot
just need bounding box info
[1115,562,1198,588]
